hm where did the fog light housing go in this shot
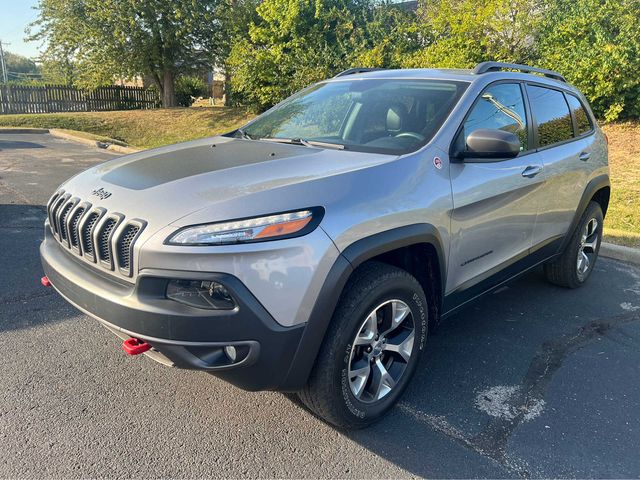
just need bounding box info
[166,280,236,310]
[224,345,237,362]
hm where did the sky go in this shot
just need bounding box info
[0,0,42,59]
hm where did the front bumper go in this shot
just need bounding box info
[40,232,304,391]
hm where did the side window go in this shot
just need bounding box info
[462,83,528,152]
[527,85,573,147]
[566,94,593,136]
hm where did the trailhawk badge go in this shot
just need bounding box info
[91,187,112,200]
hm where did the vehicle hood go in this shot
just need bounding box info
[59,136,395,231]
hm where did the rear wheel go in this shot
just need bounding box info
[297,262,428,429]
[544,201,603,288]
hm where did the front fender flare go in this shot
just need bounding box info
[279,223,446,391]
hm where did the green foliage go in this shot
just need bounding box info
[227,0,422,110]
[227,0,361,110]
[27,0,640,119]
[29,0,223,106]
[175,76,209,107]
[5,52,41,78]
[354,4,423,69]
[403,0,541,68]
[537,0,640,121]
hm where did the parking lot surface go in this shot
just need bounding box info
[1,132,639,478]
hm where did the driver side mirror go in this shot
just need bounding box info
[456,129,521,161]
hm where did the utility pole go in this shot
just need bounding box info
[0,40,9,84]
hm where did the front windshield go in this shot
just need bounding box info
[242,78,468,154]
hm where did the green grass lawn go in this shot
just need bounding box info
[601,123,640,247]
[0,108,637,247]
[0,107,253,150]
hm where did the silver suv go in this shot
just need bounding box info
[40,62,610,429]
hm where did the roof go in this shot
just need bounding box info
[327,66,578,92]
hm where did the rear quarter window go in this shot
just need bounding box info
[527,85,573,147]
[566,94,593,136]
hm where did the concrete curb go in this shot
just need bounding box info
[600,242,640,266]
[48,129,141,154]
[0,127,50,134]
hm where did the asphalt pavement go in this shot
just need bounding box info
[1,132,639,478]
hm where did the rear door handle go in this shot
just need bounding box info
[579,151,591,161]
[522,165,543,178]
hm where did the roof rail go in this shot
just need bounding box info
[473,61,567,82]
[334,68,386,78]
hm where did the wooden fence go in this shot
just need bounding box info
[0,84,161,114]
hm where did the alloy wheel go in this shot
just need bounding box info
[576,217,599,281]
[347,299,415,403]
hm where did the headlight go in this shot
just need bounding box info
[166,208,321,246]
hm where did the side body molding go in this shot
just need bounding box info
[280,223,446,390]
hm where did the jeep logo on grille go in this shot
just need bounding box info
[91,187,112,200]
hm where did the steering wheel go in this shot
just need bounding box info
[395,132,426,142]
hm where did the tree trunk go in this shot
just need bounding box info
[223,70,231,106]
[162,71,177,107]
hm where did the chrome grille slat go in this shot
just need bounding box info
[116,223,143,276]
[57,200,76,242]
[69,206,86,248]
[45,191,145,278]
[50,193,70,236]
[97,218,118,264]
[81,212,100,257]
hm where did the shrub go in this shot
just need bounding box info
[175,76,209,107]
[537,0,640,121]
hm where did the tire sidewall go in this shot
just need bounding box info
[333,275,428,425]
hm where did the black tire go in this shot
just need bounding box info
[544,201,603,288]
[297,261,428,429]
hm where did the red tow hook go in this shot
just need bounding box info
[122,337,152,355]
[41,276,51,287]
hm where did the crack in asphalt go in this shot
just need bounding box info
[400,310,640,478]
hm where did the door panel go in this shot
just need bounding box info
[531,138,590,245]
[446,82,544,294]
[526,86,592,246]
[448,154,544,293]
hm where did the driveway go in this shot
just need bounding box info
[1,132,639,478]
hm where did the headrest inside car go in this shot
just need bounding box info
[386,103,407,132]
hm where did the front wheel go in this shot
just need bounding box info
[297,262,428,429]
[544,201,604,288]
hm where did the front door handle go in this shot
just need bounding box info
[579,151,591,161]
[522,165,543,178]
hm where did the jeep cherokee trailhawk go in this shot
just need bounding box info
[40,62,609,428]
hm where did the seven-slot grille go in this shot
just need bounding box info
[46,190,146,277]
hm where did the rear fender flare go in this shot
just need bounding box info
[558,174,610,253]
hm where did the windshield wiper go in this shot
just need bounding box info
[235,128,254,140]
[258,137,346,150]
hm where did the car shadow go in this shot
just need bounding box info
[0,140,46,150]
[0,203,81,333]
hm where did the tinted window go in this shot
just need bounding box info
[462,83,528,152]
[527,85,573,147]
[566,94,592,136]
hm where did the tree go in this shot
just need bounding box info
[538,0,640,121]
[5,52,41,79]
[217,0,261,104]
[227,0,422,110]
[353,3,422,69]
[403,0,541,68]
[29,0,224,106]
